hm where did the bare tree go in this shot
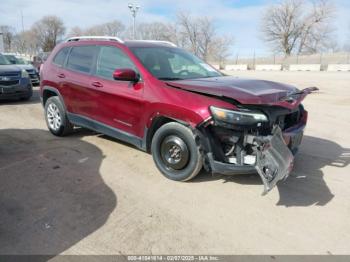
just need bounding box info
[298,0,335,53]
[340,23,350,52]
[210,36,233,65]
[137,22,173,41]
[197,17,216,61]
[135,22,184,46]
[13,30,40,57]
[261,0,335,56]
[85,20,125,37]
[177,12,201,56]
[32,16,66,52]
[68,26,84,37]
[176,12,233,62]
[0,25,16,52]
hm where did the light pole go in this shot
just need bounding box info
[128,3,140,40]
[0,29,4,53]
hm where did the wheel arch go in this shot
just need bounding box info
[42,86,66,111]
[144,115,191,153]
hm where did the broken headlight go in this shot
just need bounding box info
[210,106,268,126]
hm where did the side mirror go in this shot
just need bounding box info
[113,68,139,82]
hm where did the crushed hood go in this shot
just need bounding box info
[166,76,311,109]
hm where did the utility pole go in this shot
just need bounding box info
[21,10,25,33]
[253,50,256,70]
[128,3,140,40]
[0,28,4,53]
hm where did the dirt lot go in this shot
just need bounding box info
[0,71,349,255]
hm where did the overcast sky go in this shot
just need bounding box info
[1,0,349,56]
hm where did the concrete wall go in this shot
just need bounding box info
[225,64,248,71]
[255,64,282,71]
[289,64,321,71]
[327,64,350,72]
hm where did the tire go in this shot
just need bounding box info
[20,95,31,101]
[44,96,73,136]
[151,122,203,181]
[20,86,33,101]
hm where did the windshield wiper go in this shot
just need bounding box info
[158,77,184,81]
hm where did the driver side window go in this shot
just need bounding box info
[96,46,137,80]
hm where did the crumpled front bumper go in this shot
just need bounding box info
[207,126,301,195]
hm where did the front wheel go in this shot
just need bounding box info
[151,122,203,181]
[20,85,33,101]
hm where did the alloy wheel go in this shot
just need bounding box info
[47,103,62,131]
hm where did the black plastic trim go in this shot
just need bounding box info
[207,152,257,175]
[67,112,144,150]
[41,86,66,110]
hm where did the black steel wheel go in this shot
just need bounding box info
[151,122,203,181]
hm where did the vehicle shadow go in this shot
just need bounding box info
[0,88,41,106]
[0,129,116,257]
[192,136,348,207]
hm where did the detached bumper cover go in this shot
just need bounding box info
[254,126,294,195]
[207,126,296,195]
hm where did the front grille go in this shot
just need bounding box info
[0,72,20,77]
[0,80,19,86]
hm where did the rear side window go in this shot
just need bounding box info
[66,46,98,74]
[53,47,69,67]
[96,46,136,79]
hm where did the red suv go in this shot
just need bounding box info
[40,36,317,194]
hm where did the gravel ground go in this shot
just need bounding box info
[0,71,349,255]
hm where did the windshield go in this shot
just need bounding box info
[130,47,222,80]
[4,55,28,65]
[16,57,29,64]
[0,54,11,65]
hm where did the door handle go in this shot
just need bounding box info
[91,81,103,88]
[57,73,65,78]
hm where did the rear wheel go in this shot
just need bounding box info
[151,122,203,181]
[45,96,73,136]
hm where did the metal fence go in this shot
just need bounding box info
[224,51,350,70]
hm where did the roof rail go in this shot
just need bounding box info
[130,40,177,47]
[66,36,124,43]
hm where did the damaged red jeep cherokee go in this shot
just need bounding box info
[40,36,318,195]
